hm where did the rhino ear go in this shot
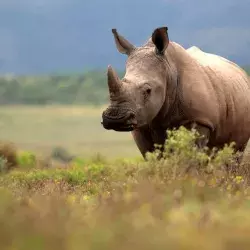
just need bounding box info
[111,28,136,55]
[152,27,169,54]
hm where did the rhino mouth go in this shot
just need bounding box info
[111,123,136,132]
[101,107,137,132]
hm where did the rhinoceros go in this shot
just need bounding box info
[101,26,250,159]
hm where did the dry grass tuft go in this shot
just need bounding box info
[0,141,18,172]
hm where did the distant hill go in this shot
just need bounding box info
[0,0,249,75]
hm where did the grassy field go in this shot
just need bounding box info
[0,105,139,159]
[1,106,250,249]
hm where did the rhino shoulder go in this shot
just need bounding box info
[186,46,244,72]
[186,46,203,53]
[186,46,208,61]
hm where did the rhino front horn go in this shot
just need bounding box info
[107,65,122,95]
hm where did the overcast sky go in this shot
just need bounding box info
[0,0,249,74]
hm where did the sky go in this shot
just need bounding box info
[0,0,249,75]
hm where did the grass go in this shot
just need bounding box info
[0,105,139,159]
[1,126,250,249]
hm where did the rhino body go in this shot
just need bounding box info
[101,27,250,159]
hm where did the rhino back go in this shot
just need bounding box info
[174,43,250,149]
[186,46,248,78]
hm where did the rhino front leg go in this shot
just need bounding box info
[132,123,211,159]
[237,138,250,165]
[132,127,167,159]
[131,127,155,159]
[185,122,211,149]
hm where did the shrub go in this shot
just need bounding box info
[50,147,75,163]
[142,126,239,182]
[0,157,8,173]
[17,151,37,170]
[0,141,18,172]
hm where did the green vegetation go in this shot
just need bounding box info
[0,127,250,249]
[0,70,123,106]
[0,67,249,106]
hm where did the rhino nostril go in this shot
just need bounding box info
[130,113,135,119]
[127,111,135,119]
[126,112,137,126]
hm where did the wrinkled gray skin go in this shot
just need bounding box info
[101,26,250,160]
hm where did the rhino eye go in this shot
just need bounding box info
[143,86,152,101]
[146,88,151,95]
[144,85,152,95]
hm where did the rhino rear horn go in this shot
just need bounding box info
[112,28,135,55]
[152,27,169,54]
[107,65,122,95]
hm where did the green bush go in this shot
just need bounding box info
[142,126,238,180]
[17,151,37,170]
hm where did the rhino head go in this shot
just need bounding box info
[102,27,173,132]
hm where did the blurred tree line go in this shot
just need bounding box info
[0,70,123,106]
[0,68,249,106]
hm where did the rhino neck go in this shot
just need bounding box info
[151,42,187,129]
